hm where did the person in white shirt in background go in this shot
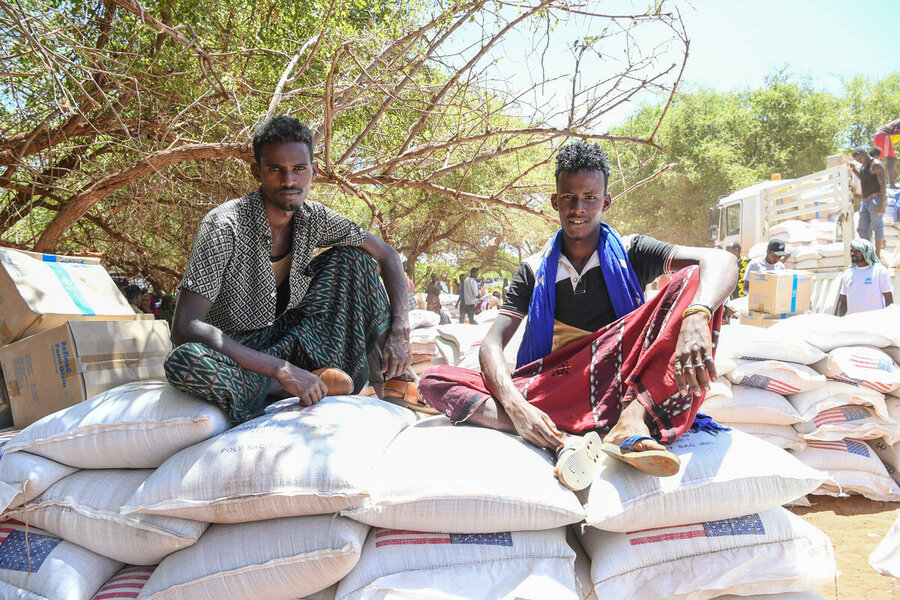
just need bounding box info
[743,238,788,293]
[836,238,894,316]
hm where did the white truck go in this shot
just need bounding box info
[708,161,900,314]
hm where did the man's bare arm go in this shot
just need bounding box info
[478,314,563,450]
[875,162,887,212]
[360,233,411,379]
[835,294,848,316]
[170,290,327,404]
[885,291,894,307]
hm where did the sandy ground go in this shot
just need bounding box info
[791,495,900,599]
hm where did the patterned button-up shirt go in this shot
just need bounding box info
[179,190,367,332]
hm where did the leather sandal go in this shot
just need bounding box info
[380,380,439,415]
[311,367,354,396]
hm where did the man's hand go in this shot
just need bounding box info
[275,362,328,406]
[879,201,886,215]
[504,393,564,450]
[382,326,411,380]
[672,313,717,397]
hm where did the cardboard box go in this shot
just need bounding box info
[748,270,812,315]
[0,248,139,346]
[0,320,172,427]
[741,310,800,329]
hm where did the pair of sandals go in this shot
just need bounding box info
[554,432,681,491]
[315,368,438,415]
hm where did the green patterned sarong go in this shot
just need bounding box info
[164,246,391,423]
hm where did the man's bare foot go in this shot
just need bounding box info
[603,400,664,452]
[601,401,680,477]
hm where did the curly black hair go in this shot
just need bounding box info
[554,139,611,183]
[252,115,315,164]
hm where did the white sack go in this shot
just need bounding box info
[768,313,893,352]
[584,429,827,532]
[796,405,900,444]
[138,515,368,600]
[717,324,825,365]
[791,439,900,501]
[715,593,824,599]
[870,511,900,578]
[787,381,888,421]
[336,528,577,600]
[92,565,155,600]
[408,309,440,330]
[790,246,821,262]
[813,346,900,394]
[818,242,845,258]
[726,359,826,395]
[125,396,416,523]
[0,450,77,512]
[342,417,585,533]
[704,378,733,403]
[7,469,207,565]
[721,422,806,451]
[567,527,596,600]
[872,437,900,487]
[0,519,122,600]
[2,381,230,469]
[702,385,801,425]
[579,507,834,600]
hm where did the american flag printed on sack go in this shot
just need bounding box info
[849,353,896,374]
[0,520,61,572]
[738,374,800,395]
[0,430,19,457]
[624,514,765,546]
[812,405,872,427]
[91,565,154,600]
[374,529,513,548]
[832,373,894,394]
[806,439,870,457]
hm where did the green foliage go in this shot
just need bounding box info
[606,71,900,246]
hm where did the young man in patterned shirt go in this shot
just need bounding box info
[419,141,737,490]
[165,115,412,423]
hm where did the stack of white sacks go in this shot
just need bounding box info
[761,219,845,272]
[0,376,838,598]
[407,309,441,376]
[713,305,900,502]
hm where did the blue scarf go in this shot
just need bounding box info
[516,225,644,368]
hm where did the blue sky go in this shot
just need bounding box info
[679,0,898,91]
[451,0,899,129]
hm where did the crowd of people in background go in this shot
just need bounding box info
[114,278,176,326]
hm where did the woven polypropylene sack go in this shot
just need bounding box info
[7,469,207,564]
[812,346,900,394]
[335,527,577,600]
[791,439,900,501]
[726,359,826,395]
[870,510,900,578]
[0,519,122,600]
[92,565,155,599]
[796,405,900,444]
[137,515,368,600]
[718,324,825,365]
[787,381,888,421]
[871,437,900,486]
[0,450,77,512]
[583,429,827,532]
[125,396,416,523]
[579,507,834,600]
[768,312,893,353]
[1,381,230,469]
[341,417,585,533]
[702,385,801,425]
[720,422,806,451]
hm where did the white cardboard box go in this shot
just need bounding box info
[0,248,139,346]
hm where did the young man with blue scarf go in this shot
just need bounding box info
[419,141,737,490]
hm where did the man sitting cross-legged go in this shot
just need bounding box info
[419,141,737,490]
[166,115,412,424]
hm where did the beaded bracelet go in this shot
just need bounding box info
[682,303,713,321]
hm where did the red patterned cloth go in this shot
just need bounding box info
[419,267,722,443]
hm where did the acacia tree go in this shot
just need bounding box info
[1,0,689,291]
